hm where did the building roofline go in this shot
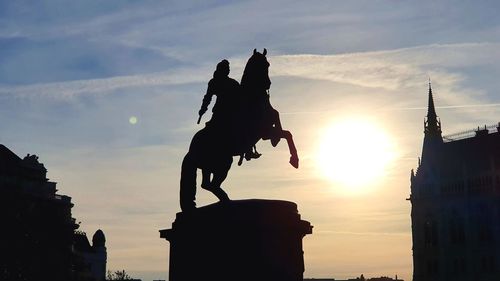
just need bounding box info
[442,123,499,142]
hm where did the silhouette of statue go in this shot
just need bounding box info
[198,59,239,131]
[198,59,261,163]
[180,49,299,212]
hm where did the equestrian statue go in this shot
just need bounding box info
[180,49,298,211]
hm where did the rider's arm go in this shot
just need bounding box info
[199,80,215,116]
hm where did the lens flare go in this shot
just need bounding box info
[129,116,138,125]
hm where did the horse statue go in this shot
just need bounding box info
[180,49,299,212]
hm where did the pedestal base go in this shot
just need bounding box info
[160,199,312,281]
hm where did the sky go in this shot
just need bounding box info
[2,1,500,280]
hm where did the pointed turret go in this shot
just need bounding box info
[421,81,443,168]
[424,80,442,138]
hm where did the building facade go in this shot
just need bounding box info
[409,84,500,281]
[0,144,106,281]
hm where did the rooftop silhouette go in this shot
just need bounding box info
[0,144,106,281]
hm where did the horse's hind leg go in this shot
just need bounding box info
[202,159,232,202]
[209,171,230,202]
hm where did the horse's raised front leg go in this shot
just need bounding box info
[281,129,299,169]
[261,107,298,168]
[270,108,282,147]
[201,169,211,189]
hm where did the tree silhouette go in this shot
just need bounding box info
[106,270,132,280]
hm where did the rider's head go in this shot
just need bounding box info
[215,59,230,77]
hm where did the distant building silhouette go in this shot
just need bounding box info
[304,274,403,281]
[74,230,107,281]
[409,83,500,281]
[366,276,403,281]
[0,144,106,281]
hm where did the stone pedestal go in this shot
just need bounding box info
[160,199,312,281]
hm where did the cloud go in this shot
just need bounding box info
[271,42,497,90]
[4,1,500,89]
[0,35,189,85]
[0,66,210,99]
[266,42,500,134]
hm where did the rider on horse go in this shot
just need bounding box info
[198,59,261,162]
[199,60,238,130]
[179,49,299,212]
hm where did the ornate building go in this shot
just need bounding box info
[409,84,500,281]
[0,144,106,281]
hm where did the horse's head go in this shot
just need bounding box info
[241,48,271,90]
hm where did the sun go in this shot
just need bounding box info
[316,118,396,193]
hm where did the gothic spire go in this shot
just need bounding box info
[420,80,443,171]
[424,79,442,137]
[427,80,437,120]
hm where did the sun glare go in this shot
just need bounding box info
[317,118,396,193]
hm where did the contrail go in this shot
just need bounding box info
[392,103,500,111]
[281,103,500,115]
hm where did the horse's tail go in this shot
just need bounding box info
[180,152,197,211]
